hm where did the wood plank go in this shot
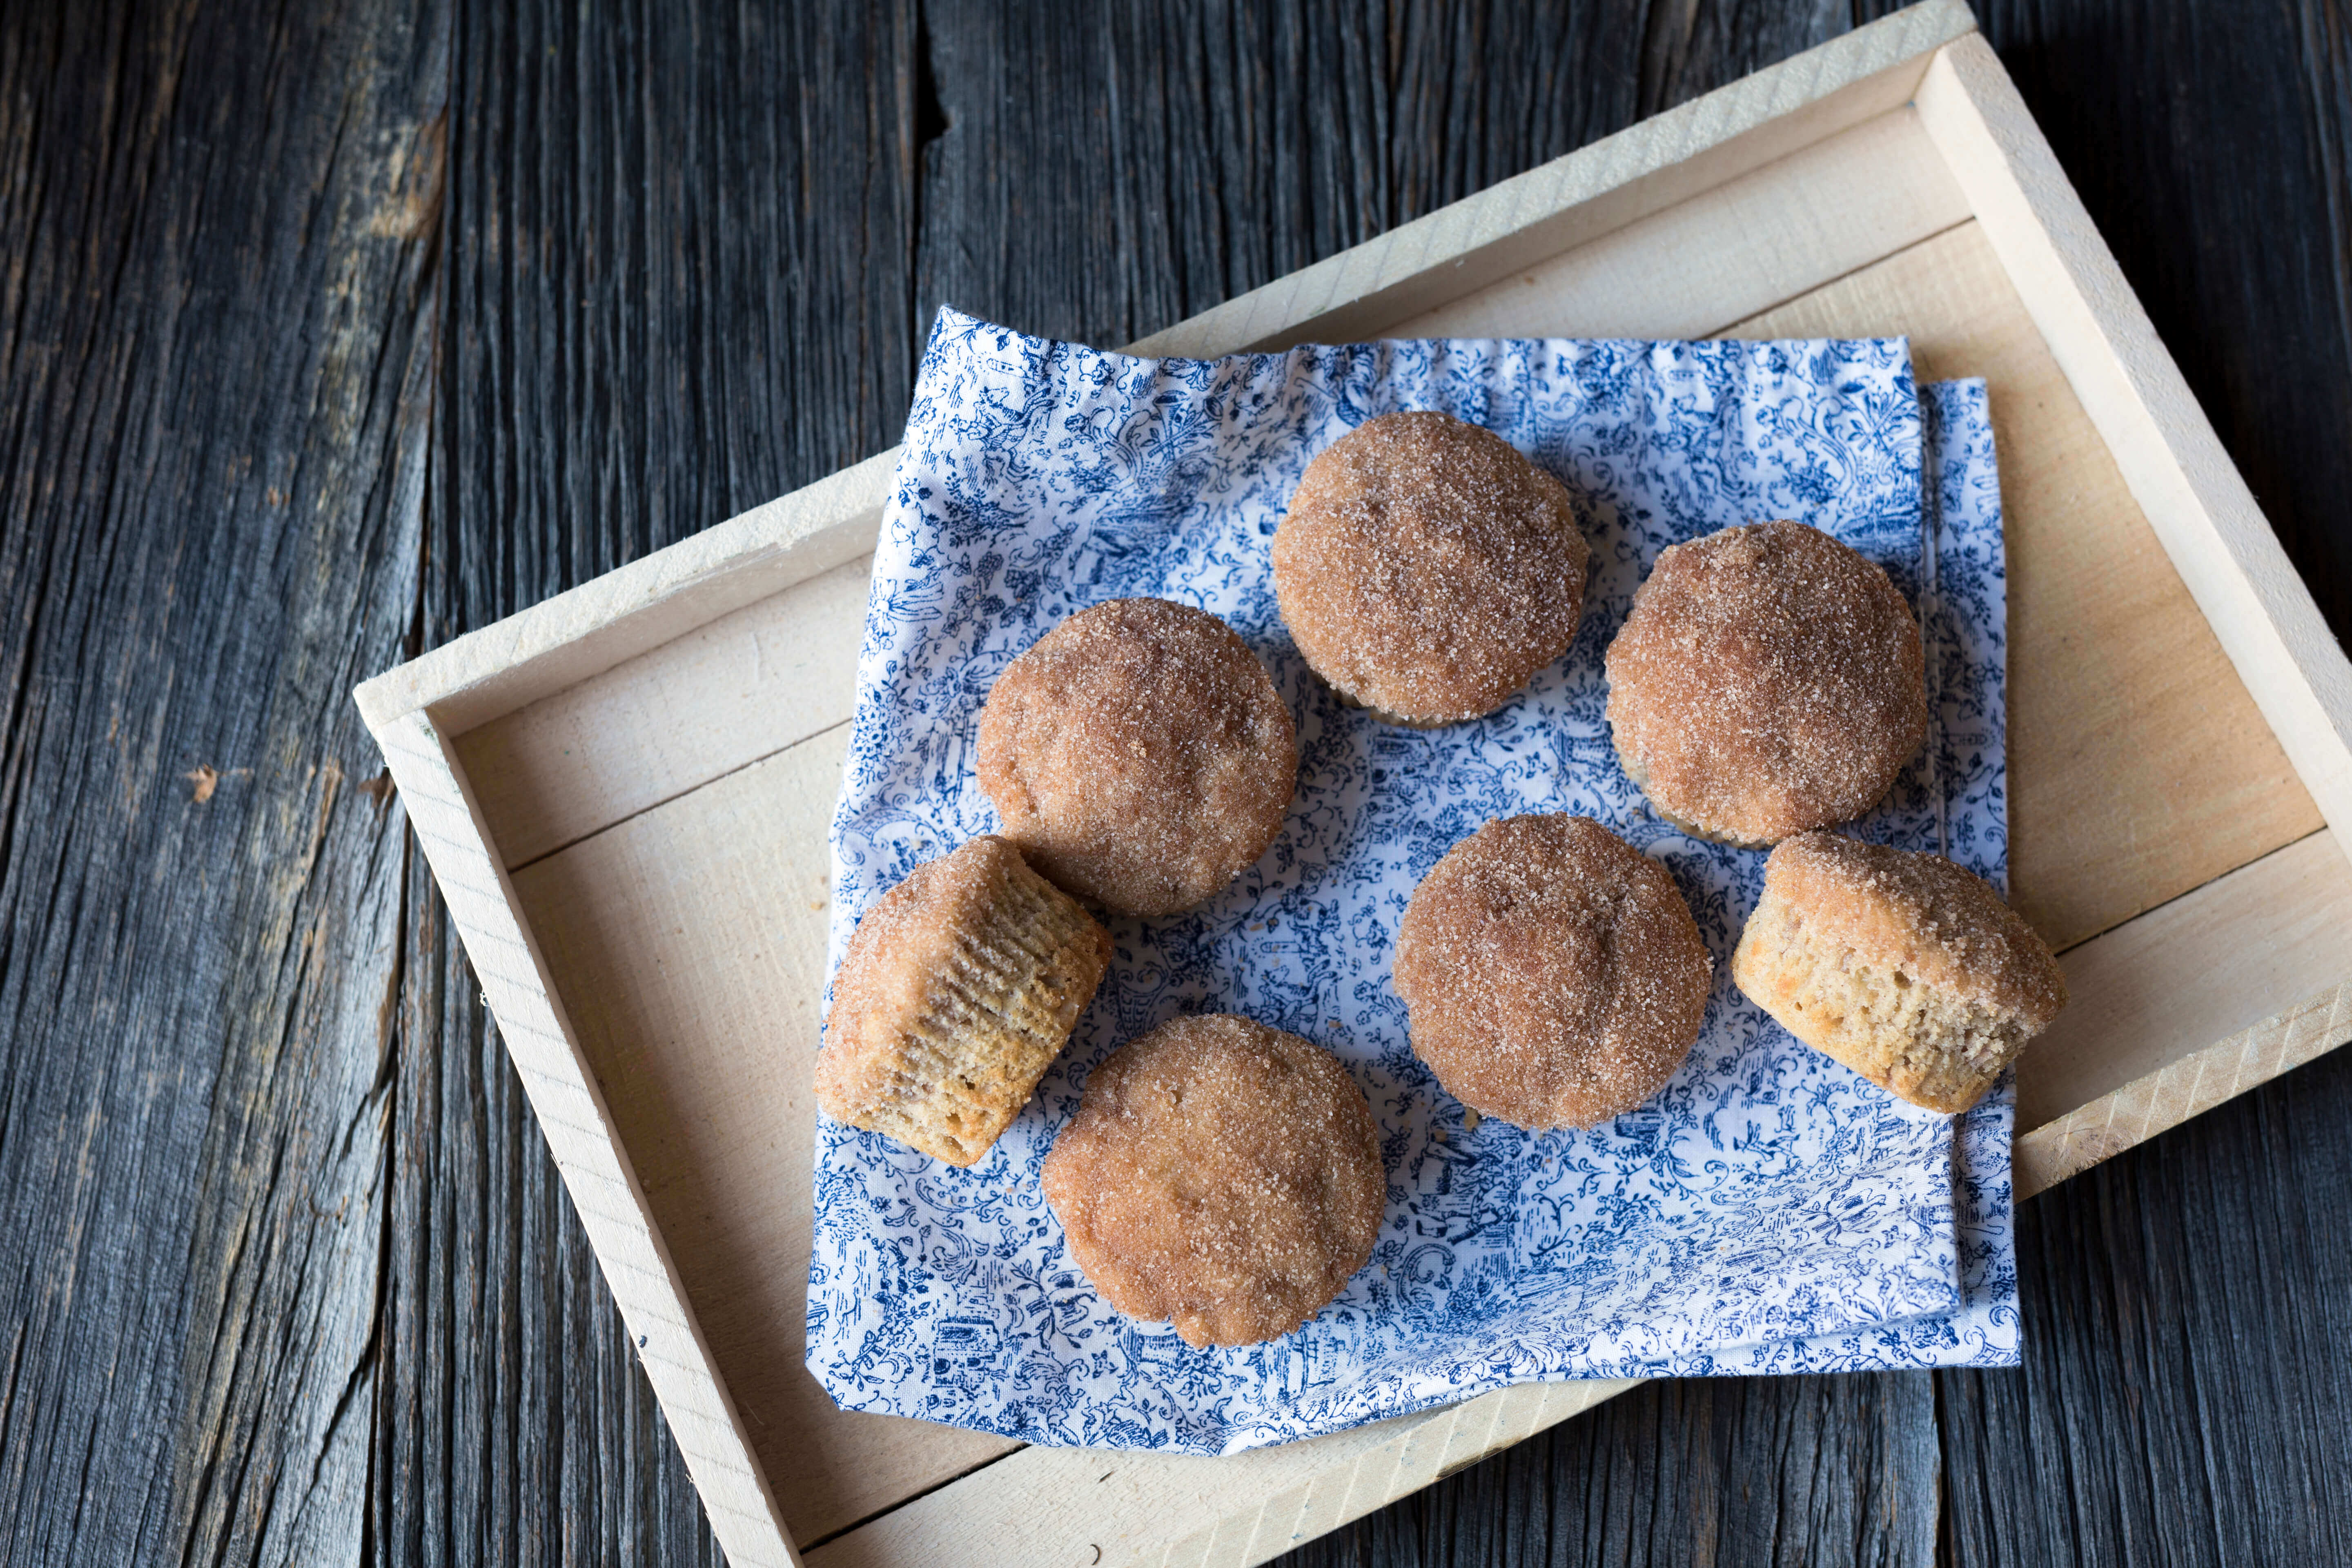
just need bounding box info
[467,219,2325,1008]
[1944,1040,2352,1566]
[1321,1371,1938,1568]
[513,706,2338,1561]
[1126,1,1977,355]
[456,137,2323,968]
[374,4,922,1566]
[388,0,1972,757]
[362,3,2352,1568]
[1926,6,2352,1554]
[2018,976,2352,1199]
[1392,104,1966,339]
[1728,222,2324,949]
[428,16,2348,1566]
[812,1338,1938,1568]
[806,1381,1636,1568]
[451,99,1967,867]
[0,2,443,1565]
[1916,34,2352,873]
[376,707,800,1567]
[508,726,1016,1546]
[362,449,891,739]
[460,558,873,869]
[13,2,2349,1567]
[2017,830,2352,1129]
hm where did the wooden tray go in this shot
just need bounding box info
[352,4,2352,1564]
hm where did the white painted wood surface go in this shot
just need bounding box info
[350,7,2352,1565]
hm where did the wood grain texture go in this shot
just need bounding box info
[1274,1370,1941,1568]
[805,1379,1639,1568]
[2016,831,2352,1132]
[455,558,874,870]
[1944,1041,2352,1566]
[0,2,441,1564]
[509,726,1017,1546]
[450,101,1976,878]
[4,2,2351,1568]
[1917,35,2352,875]
[377,3,917,1566]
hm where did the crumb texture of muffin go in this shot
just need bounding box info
[1392,814,1712,1130]
[1605,520,1926,846]
[1040,1013,1383,1348]
[977,597,1296,917]
[1272,410,1588,724]
[1732,832,2068,1114]
[816,835,1112,1166]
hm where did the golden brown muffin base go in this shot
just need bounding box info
[977,597,1296,918]
[1605,521,1925,844]
[1274,411,1589,725]
[1393,814,1713,1130]
[816,835,1111,1165]
[1731,833,2068,1114]
[1040,1014,1383,1349]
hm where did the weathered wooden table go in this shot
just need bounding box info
[2,3,2346,1564]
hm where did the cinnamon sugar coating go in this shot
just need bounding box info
[1040,1014,1384,1349]
[1605,521,1926,846]
[978,597,1297,917]
[1393,815,1711,1130]
[816,836,1112,1165]
[1272,411,1589,724]
[1733,833,2067,1114]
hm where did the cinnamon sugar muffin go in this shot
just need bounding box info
[1040,1014,1383,1348]
[1393,815,1712,1130]
[1733,833,2067,1114]
[1273,411,1588,725]
[978,597,1296,917]
[1605,521,1926,846]
[816,835,1111,1166]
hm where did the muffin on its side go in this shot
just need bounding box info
[1393,814,1712,1130]
[1605,521,1925,846]
[1733,833,2067,1114]
[817,835,1111,1166]
[1041,1014,1383,1349]
[978,597,1296,918]
[1273,410,1588,725]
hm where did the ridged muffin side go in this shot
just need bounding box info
[817,835,1111,1165]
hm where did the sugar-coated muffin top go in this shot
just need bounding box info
[1273,410,1588,724]
[978,597,1296,917]
[1041,1014,1384,1348]
[1393,814,1713,1130]
[1605,521,1925,846]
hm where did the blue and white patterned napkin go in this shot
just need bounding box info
[808,310,2019,1454]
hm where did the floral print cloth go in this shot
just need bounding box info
[808,310,2017,1454]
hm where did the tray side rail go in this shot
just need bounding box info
[1915,36,2352,853]
[366,706,806,1568]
